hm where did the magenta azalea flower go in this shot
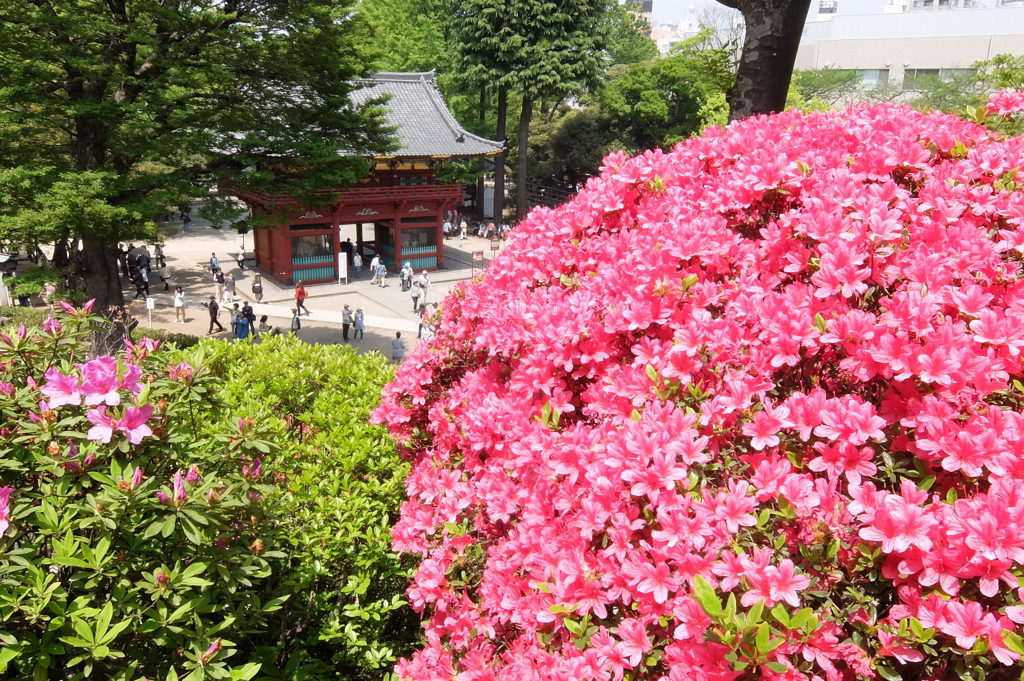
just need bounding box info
[79,356,121,406]
[0,486,12,536]
[85,406,116,444]
[40,367,81,408]
[118,405,154,444]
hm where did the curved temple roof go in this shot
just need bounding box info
[351,72,504,160]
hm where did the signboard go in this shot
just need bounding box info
[472,251,484,262]
[145,297,155,310]
[490,240,500,252]
[338,253,348,284]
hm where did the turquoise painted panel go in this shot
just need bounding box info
[294,265,336,282]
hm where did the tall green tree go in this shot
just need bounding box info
[0,0,394,322]
[715,0,813,120]
[605,1,659,65]
[529,28,732,193]
[449,0,611,220]
[359,0,450,73]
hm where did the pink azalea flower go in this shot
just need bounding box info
[78,356,122,406]
[85,406,116,444]
[614,618,650,667]
[985,89,1024,117]
[40,367,81,408]
[117,404,154,444]
[0,486,13,536]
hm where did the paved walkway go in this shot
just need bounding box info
[126,202,508,357]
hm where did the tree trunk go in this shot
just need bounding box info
[476,85,487,223]
[75,112,127,318]
[79,232,125,314]
[516,96,533,220]
[722,0,813,121]
[493,85,507,224]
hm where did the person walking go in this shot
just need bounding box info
[118,244,130,278]
[236,245,245,270]
[369,255,380,284]
[182,212,192,233]
[242,301,256,332]
[225,272,236,302]
[294,283,309,315]
[154,243,166,268]
[235,313,251,341]
[353,308,365,341]
[229,303,241,335]
[207,296,225,334]
[391,331,405,363]
[251,273,264,303]
[158,264,171,291]
[418,271,430,308]
[375,261,387,287]
[410,279,421,312]
[290,308,302,335]
[173,286,186,323]
[130,267,149,300]
[353,252,363,278]
[209,253,219,272]
[341,303,353,342]
[213,269,225,302]
[460,217,468,240]
[400,262,413,291]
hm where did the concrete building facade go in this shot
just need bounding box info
[796,3,1024,89]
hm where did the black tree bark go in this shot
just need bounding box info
[493,86,508,224]
[516,96,533,220]
[717,0,813,121]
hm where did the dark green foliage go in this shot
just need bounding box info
[0,0,396,311]
[2,268,63,298]
[360,0,450,73]
[528,30,732,192]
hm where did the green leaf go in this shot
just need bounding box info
[764,661,788,673]
[746,599,764,627]
[770,604,790,627]
[755,624,769,653]
[691,575,722,617]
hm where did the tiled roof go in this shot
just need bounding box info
[351,72,504,159]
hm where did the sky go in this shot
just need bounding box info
[651,0,891,26]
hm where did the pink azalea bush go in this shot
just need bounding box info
[375,92,1024,681]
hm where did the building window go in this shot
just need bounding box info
[401,227,438,255]
[903,68,976,91]
[291,234,334,266]
[854,69,889,90]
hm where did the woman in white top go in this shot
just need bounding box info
[173,286,186,323]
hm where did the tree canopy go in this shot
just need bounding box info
[528,29,733,192]
[0,0,394,316]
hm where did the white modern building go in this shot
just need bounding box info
[796,1,1024,89]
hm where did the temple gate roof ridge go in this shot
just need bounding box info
[351,71,504,160]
